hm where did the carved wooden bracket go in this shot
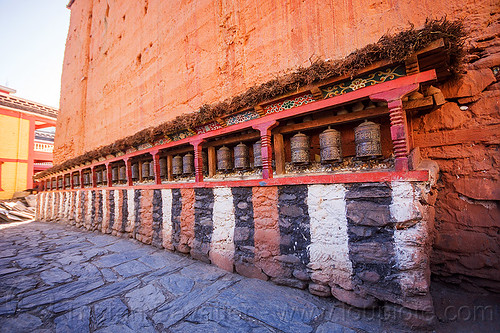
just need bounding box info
[252,120,278,179]
[190,138,205,183]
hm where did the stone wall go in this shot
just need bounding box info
[412,23,500,292]
[36,180,435,315]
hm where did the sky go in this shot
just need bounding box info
[0,0,70,108]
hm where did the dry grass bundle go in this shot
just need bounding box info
[36,18,464,179]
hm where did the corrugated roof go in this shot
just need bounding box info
[0,93,58,119]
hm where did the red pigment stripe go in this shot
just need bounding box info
[138,190,154,245]
[179,188,195,254]
[252,186,284,280]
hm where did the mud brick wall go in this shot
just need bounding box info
[37,180,435,314]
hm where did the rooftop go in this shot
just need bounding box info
[0,92,58,119]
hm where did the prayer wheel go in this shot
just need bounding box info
[354,120,382,158]
[52,179,56,188]
[149,161,155,179]
[73,174,79,186]
[112,167,118,182]
[291,132,310,164]
[65,175,70,187]
[159,158,167,177]
[58,178,63,189]
[96,170,102,184]
[319,126,342,163]
[183,153,194,174]
[234,143,249,170]
[173,155,183,175]
[119,166,126,182]
[131,163,139,180]
[142,161,150,179]
[253,141,262,168]
[217,146,232,171]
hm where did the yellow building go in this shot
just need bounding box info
[0,85,57,199]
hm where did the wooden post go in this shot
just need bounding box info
[70,172,74,189]
[370,84,419,172]
[252,120,278,179]
[273,133,285,175]
[80,170,85,188]
[207,146,216,177]
[124,158,133,186]
[151,150,161,185]
[166,155,173,181]
[190,139,204,183]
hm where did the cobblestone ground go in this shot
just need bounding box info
[0,221,498,333]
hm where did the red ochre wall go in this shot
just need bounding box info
[55,1,499,290]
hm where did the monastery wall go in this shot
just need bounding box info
[37,180,436,323]
[53,0,499,300]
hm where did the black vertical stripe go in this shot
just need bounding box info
[97,191,103,231]
[90,190,96,230]
[232,187,255,264]
[109,190,115,233]
[171,189,182,250]
[192,188,214,263]
[278,185,311,267]
[133,189,141,239]
[121,190,128,233]
[151,189,163,248]
[345,183,400,300]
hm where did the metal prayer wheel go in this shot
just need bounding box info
[131,163,139,180]
[58,178,63,189]
[52,179,56,188]
[319,126,342,163]
[112,167,118,182]
[119,166,126,182]
[73,174,79,186]
[142,161,150,179]
[65,175,70,187]
[291,132,310,164]
[159,158,167,177]
[217,146,232,171]
[102,169,107,184]
[173,155,183,175]
[149,161,155,179]
[96,170,102,184]
[354,120,382,158]
[234,143,249,170]
[253,141,262,168]
[183,153,194,174]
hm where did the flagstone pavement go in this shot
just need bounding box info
[0,221,498,333]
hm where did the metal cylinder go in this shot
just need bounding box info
[253,141,262,168]
[291,132,310,164]
[183,153,194,174]
[73,174,79,186]
[234,143,249,170]
[354,120,382,158]
[96,170,102,184]
[217,146,232,171]
[173,155,183,175]
[112,167,118,182]
[58,178,63,189]
[159,158,167,177]
[319,127,342,163]
[142,162,151,179]
[52,179,56,188]
[131,163,139,180]
[149,161,155,179]
[119,166,126,182]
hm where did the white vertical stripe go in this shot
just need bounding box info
[51,192,56,220]
[114,190,120,229]
[210,188,235,265]
[75,191,81,223]
[391,181,428,295]
[59,192,64,219]
[308,184,353,290]
[127,189,135,233]
[86,191,92,226]
[161,189,173,249]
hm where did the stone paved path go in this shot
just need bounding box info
[0,221,498,333]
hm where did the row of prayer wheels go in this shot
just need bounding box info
[290,121,382,164]
[216,141,262,171]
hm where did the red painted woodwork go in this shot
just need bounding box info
[252,121,278,179]
[151,150,162,185]
[190,139,205,183]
